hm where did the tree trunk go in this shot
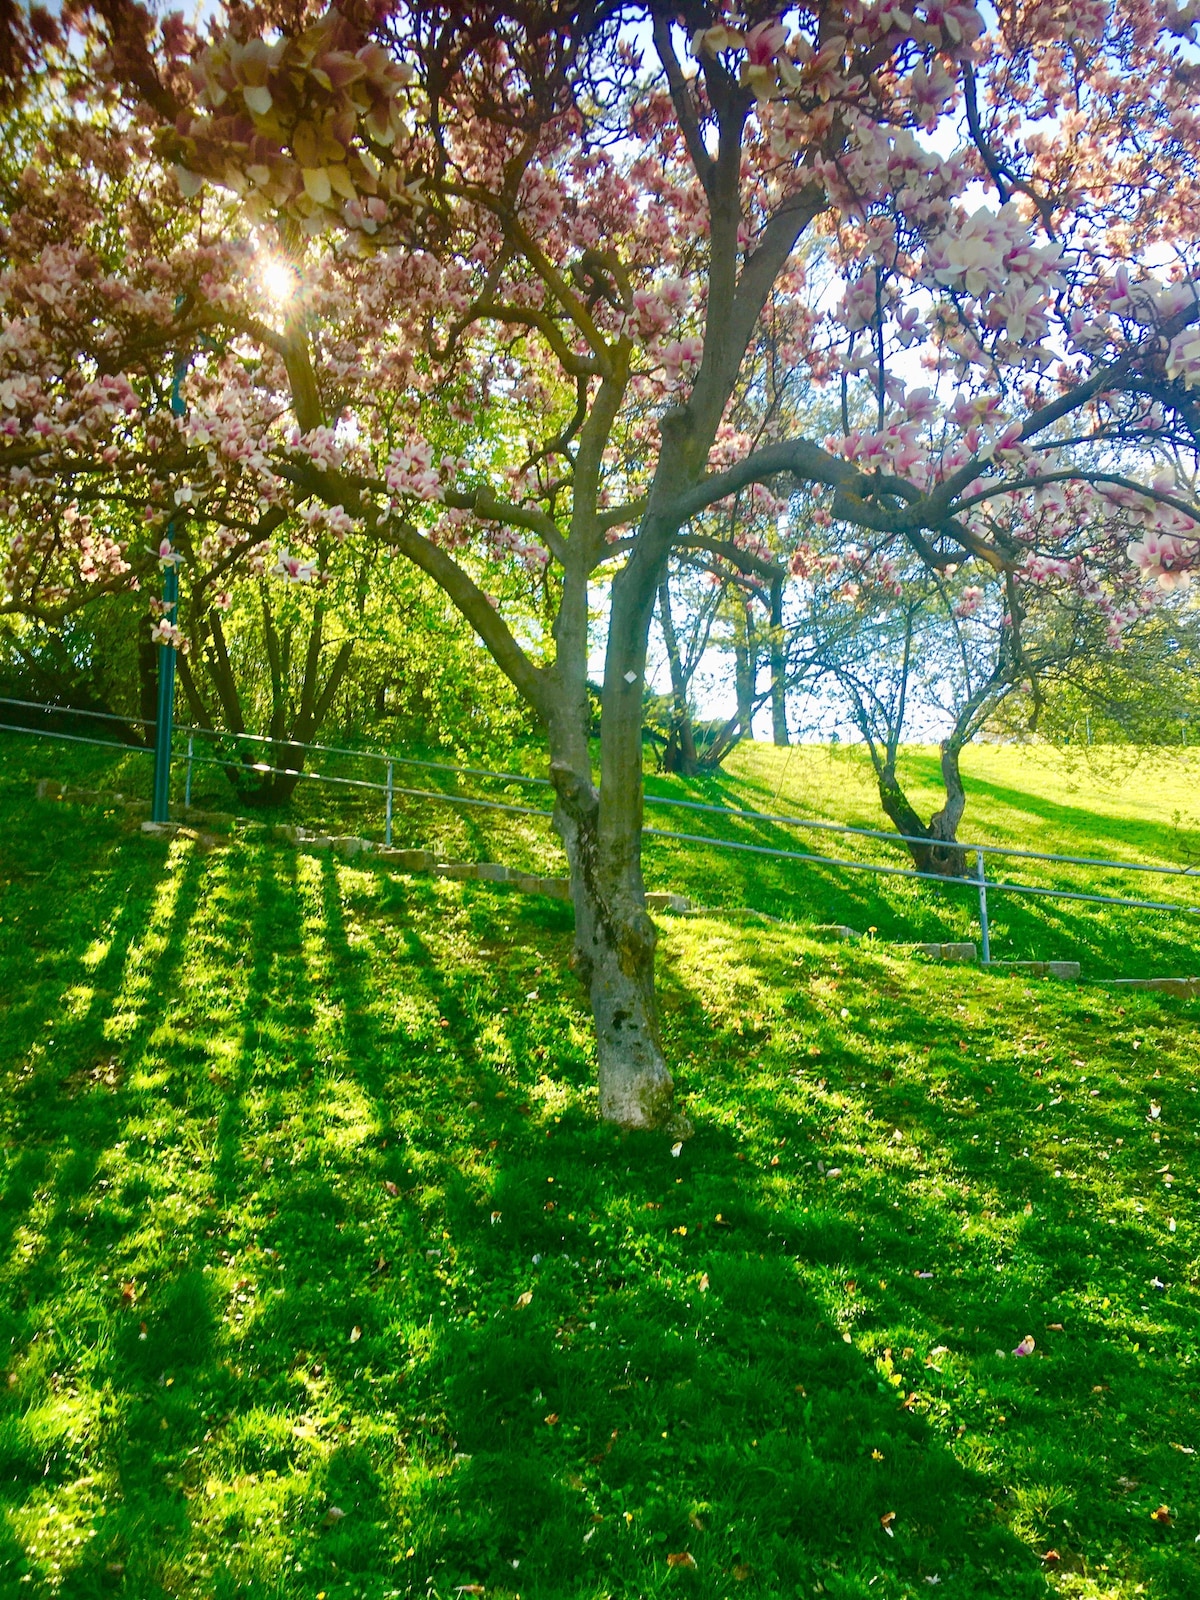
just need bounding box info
[239,759,307,807]
[876,754,965,877]
[769,575,788,747]
[567,501,680,1130]
[734,633,754,739]
[876,763,932,868]
[657,576,700,776]
[551,760,674,1128]
[925,740,967,876]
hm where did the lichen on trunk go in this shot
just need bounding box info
[550,759,674,1131]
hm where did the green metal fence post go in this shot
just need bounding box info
[150,560,178,822]
[150,346,189,824]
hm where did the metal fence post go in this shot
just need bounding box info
[150,561,178,822]
[385,760,394,846]
[150,338,188,825]
[976,847,991,964]
[184,732,195,810]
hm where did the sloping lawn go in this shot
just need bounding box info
[5,727,1200,977]
[0,760,1198,1599]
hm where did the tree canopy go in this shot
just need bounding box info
[5,0,1200,1124]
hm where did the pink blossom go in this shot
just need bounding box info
[149,537,184,568]
[271,546,317,583]
[660,336,704,386]
[150,620,189,653]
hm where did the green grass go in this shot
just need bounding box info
[10,726,1200,978]
[1,744,1199,1598]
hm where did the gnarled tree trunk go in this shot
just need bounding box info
[926,740,967,874]
[551,760,673,1128]
[544,540,675,1128]
[876,740,967,877]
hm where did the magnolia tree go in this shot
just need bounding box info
[6,1,1200,1127]
[654,516,794,772]
[795,537,1105,869]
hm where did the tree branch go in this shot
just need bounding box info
[441,486,568,564]
[379,516,550,720]
[651,13,715,190]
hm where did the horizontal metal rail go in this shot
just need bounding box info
[641,826,1200,916]
[176,718,550,789]
[6,703,1200,929]
[178,747,555,820]
[0,696,550,789]
[0,720,154,755]
[0,696,156,730]
[5,695,1197,878]
[641,791,1200,878]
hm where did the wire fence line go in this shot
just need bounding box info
[3,695,1199,963]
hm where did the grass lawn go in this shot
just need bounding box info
[0,743,1198,1599]
[9,724,1200,977]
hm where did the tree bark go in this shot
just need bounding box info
[657,576,699,775]
[551,759,674,1129]
[924,739,967,875]
[875,750,966,877]
[734,625,754,739]
[577,487,683,1128]
[769,574,788,747]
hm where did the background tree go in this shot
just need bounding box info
[652,535,795,774]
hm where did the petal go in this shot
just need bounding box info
[302,167,333,204]
[243,84,273,116]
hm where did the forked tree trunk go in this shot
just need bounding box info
[176,608,354,808]
[926,740,967,875]
[876,741,967,877]
[237,747,308,807]
[543,509,679,1130]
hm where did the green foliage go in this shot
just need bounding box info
[0,595,149,731]
[1,745,1198,1598]
[1002,604,1200,752]
[331,558,537,760]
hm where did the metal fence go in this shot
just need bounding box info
[3,694,1199,962]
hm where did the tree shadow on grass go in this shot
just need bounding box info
[899,756,1189,863]
[294,873,1197,1600]
[649,934,1200,1600]
[405,1120,1049,1600]
[0,831,219,1594]
[287,886,1048,1600]
[0,819,1195,1599]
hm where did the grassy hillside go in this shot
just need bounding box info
[0,746,1198,1599]
[6,726,1199,977]
[643,741,1200,979]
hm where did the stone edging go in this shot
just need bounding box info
[33,781,691,913]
